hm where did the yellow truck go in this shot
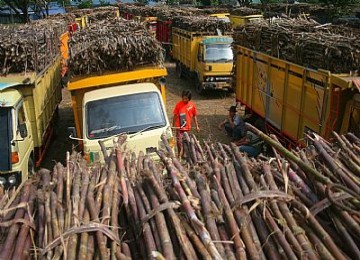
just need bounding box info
[172,27,234,94]
[67,66,174,163]
[233,45,360,146]
[0,56,62,187]
[229,14,263,28]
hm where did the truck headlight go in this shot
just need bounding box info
[8,176,17,186]
[0,177,6,186]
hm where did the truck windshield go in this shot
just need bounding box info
[0,108,12,171]
[86,92,166,139]
[205,44,233,63]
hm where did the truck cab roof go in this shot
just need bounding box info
[0,86,22,107]
[83,82,161,102]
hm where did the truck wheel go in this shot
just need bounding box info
[176,62,182,78]
[28,157,35,176]
[196,79,205,95]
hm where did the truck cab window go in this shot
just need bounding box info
[205,44,233,63]
[17,104,28,138]
[86,92,166,139]
[198,44,204,62]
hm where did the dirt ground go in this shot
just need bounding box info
[41,62,235,169]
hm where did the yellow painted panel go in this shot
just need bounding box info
[229,14,263,28]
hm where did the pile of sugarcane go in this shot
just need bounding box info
[233,17,360,73]
[86,6,120,23]
[172,15,232,33]
[0,21,65,75]
[68,17,164,76]
[1,125,359,259]
[120,4,204,21]
[229,7,261,16]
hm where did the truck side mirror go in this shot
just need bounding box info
[68,127,77,138]
[18,122,28,138]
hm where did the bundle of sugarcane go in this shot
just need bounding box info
[68,17,164,76]
[199,6,231,15]
[155,6,203,21]
[0,126,359,258]
[0,181,36,259]
[229,7,261,16]
[172,15,232,33]
[0,22,63,75]
[45,12,77,24]
[86,6,121,22]
[233,17,360,73]
[173,128,360,259]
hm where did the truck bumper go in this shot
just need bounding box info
[203,82,232,90]
[0,171,22,189]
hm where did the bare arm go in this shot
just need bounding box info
[193,115,200,132]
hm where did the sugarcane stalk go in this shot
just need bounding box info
[195,174,226,258]
[265,164,319,259]
[36,189,46,249]
[137,183,162,251]
[56,162,65,233]
[232,147,298,259]
[87,175,109,260]
[67,162,81,259]
[291,199,346,260]
[245,123,331,184]
[213,176,247,259]
[134,186,157,257]
[172,157,201,199]
[65,151,72,230]
[20,233,32,260]
[96,166,108,214]
[0,181,31,259]
[217,224,236,260]
[121,242,132,258]
[258,176,303,257]
[181,217,212,259]
[144,167,198,259]
[12,187,36,259]
[78,210,90,260]
[160,151,222,259]
[101,157,116,249]
[219,163,260,259]
[300,222,334,260]
[78,161,90,221]
[146,183,176,259]
[116,138,129,206]
[45,189,53,259]
[111,177,120,260]
[333,131,360,167]
[314,139,360,193]
[333,214,360,257]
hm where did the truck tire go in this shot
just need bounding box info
[176,62,182,78]
[28,157,35,176]
[196,78,205,95]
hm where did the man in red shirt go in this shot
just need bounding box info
[173,89,200,158]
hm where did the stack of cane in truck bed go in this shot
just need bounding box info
[0,20,66,75]
[172,15,232,33]
[233,17,360,73]
[68,17,164,76]
[0,125,359,259]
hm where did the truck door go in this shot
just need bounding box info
[0,108,12,171]
[196,43,205,79]
[14,102,33,167]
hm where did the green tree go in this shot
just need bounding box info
[0,0,32,22]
